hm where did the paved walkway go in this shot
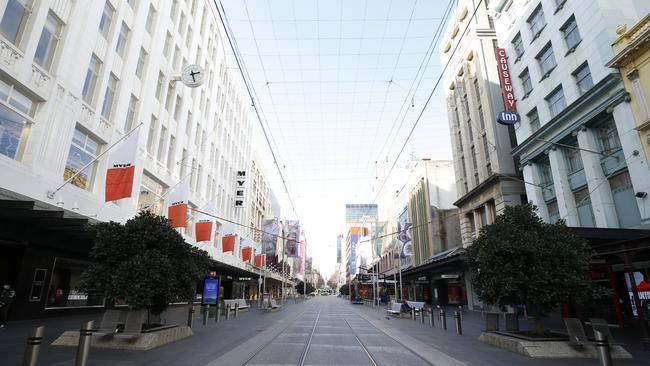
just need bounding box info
[1,296,648,365]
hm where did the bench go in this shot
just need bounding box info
[223,299,250,312]
[386,302,403,316]
[564,318,598,349]
[269,299,281,309]
[93,309,125,338]
[406,301,425,314]
[115,310,146,339]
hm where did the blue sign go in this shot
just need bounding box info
[496,110,521,125]
[202,278,219,305]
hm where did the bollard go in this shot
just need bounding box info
[215,303,221,323]
[75,320,94,366]
[420,310,425,324]
[225,304,231,320]
[458,305,463,321]
[440,309,447,330]
[203,305,209,326]
[411,308,416,321]
[429,309,435,327]
[594,329,613,366]
[235,303,239,318]
[22,325,44,366]
[454,311,462,335]
[187,306,195,328]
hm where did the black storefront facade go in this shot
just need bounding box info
[0,197,291,321]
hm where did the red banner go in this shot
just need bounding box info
[195,221,213,242]
[242,247,252,262]
[496,48,517,112]
[105,166,135,202]
[222,235,236,253]
[168,203,187,228]
[254,254,265,267]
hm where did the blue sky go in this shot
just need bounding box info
[220,0,456,279]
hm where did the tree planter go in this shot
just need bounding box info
[51,325,193,351]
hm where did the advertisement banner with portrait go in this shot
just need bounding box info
[285,220,301,257]
[261,219,279,261]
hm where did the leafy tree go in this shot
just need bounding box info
[465,204,594,334]
[339,283,349,296]
[295,281,316,295]
[81,211,213,315]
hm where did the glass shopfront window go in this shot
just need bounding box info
[45,258,104,309]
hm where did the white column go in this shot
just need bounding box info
[547,148,580,226]
[522,164,549,221]
[576,127,619,228]
[612,103,650,225]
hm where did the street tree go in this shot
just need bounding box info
[465,204,595,334]
[339,283,349,296]
[295,281,316,295]
[81,211,213,315]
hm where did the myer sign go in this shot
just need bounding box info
[495,48,520,125]
[234,170,246,208]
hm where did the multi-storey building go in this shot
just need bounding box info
[440,0,526,246]
[0,0,283,319]
[493,0,650,229]
[248,152,274,243]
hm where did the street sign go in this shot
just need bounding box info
[496,110,521,125]
[181,64,205,88]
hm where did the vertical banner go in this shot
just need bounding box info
[300,240,305,278]
[261,219,278,261]
[285,220,300,257]
[254,254,265,267]
[241,238,252,262]
[167,178,190,228]
[105,131,139,202]
[195,203,214,242]
[222,235,236,253]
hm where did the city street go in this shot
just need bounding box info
[3,296,647,365]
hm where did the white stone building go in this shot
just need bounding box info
[440,0,526,246]
[492,0,650,228]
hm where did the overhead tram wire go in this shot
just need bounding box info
[351,0,456,203]
[355,0,483,221]
[213,0,299,218]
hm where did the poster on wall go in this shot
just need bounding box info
[202,278,219,305]
[625,271,650,316]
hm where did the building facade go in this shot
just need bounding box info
[440,0,526,247]
[0,0,282,319]
[493,0,650,229]
[609,14,650,167]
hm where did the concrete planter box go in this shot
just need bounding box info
[479,332,633,359]
[51,325,193,351]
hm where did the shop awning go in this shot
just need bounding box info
[401,246,465,278]
[568,227,650,257]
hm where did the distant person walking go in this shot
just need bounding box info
[0,283,16,328]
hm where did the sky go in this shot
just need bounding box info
[219,0,456,280]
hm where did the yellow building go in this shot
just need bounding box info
[609,14,650,162]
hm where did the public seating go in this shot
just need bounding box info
[223,299,250,311]
[115,310,146,339]
[564,318,598,349]
[93,309,124,338]
[386,302,403,316]
[406,301,425,314]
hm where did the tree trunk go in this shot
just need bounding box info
[532,305,544,335]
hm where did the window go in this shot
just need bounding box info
[186,111,192,135]
[145,4,156,34]
[565,144,583,173]
[165,85,174,112]
[478,105,485,130]
[466,213,476,236]
[537,43,556,77]
[470,145,478,172]
[598,121,621,155]
[574,188,595,227]
[520,68,532,95]
[163,32,172,59]
[81,55,101,103]
[0,0,30,45]
[573,63,593,95]
[547,200,560,223]
[167,135,176,171]
[146,116,157,155]
[34,12,63,71]
[135,47,147,79]
[174,95,182,121]
[155,71,164,101]
[473,78,480,99]
[180,149,187,178]
[482,135,490,161]
[171,0,179,21]
[64,127,100,190]
[124,94,138,131]
[0,79,35,159]
[512,32,524,58]
[138,173,166,215]
[115,22,129,57]
[157,125,167,163]
[98,2,114,39]
[127,0,136,9]
[609,171,642,228]
[46,258,104,308]
[546,86,566,117]
[100,73,118,119]
[539,161,553,186]
[186,26,192,46]
[173,45,181,69]
[561,15,581,51]
[527,4,546,38]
